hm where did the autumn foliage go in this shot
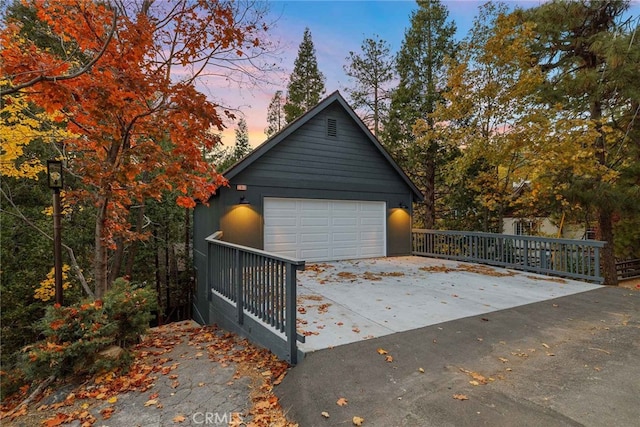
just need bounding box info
[1,0,271,296]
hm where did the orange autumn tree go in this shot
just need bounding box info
[1,0,273,297]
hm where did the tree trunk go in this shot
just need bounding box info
[590,100,618,286]
[423,157,436,229]
[108,237,125,284]
[125,204,146,278]
[94,197,109,298]
[598,208,618,286]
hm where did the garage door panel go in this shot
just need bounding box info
[332,217,358,226]
[264,198,386,261]
[301,217,329,226]
[264,233,297,245]
[332,201,357,209]
[361,247,383,256]
[361,231,384,241]
[300,233,329,243]
[301,200,329,210]
[332,247,359,258]
[333,232,358,242]
[300,248,330,259]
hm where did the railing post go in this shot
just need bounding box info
[594,245,601,280]
[235,248,244,325]
[285,262,297,364]
[207,241,214,302]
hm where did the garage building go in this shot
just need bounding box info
[193,91,423,322]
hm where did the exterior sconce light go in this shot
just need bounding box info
[398,202,408,209]
[239,196,250,205]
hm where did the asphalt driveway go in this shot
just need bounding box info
[279,285,640,426]
[295,256,601,353]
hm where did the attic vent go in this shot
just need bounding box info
[327,118,337,138]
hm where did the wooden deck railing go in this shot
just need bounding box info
[413,229,605,284]
[616,258,640,280]
[206,233,305,364]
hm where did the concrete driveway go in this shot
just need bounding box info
[296,256,601,353]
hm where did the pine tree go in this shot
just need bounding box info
[265,90,285,137]
[233,117,251,161]
[523,0,640,285]
[381,0,456,228]
[284,28,326,123]
[343,35,395,136]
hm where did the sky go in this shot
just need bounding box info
[210,0,639,148]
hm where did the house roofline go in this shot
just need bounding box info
[222,90,424,202]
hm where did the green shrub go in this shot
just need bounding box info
[103,278,158,347]
[20,279,157,382]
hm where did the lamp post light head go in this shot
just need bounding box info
[47,160,63,189]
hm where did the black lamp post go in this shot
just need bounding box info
[47,160,64,305]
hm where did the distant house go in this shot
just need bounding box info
[503,181,591,239]
[192,91,423,323]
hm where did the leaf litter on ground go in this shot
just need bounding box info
[1,321,297,427]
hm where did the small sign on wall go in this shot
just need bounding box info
[236,184,247,191]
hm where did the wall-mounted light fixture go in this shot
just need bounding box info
[398,201,409,209]
[239,196,250,205]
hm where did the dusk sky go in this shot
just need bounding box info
[210,0,639,148]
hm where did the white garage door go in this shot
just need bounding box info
[264,198,386,261]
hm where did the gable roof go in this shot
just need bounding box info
[224,90,423,202]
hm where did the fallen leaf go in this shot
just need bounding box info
[100,406,115,420]
[542,343,550,349]
[42,413,69,426]
[376,348,388,355]
[498,357,509,363]
[469,380,480,386]
[321,411,330,418]
[336,397,348,406]
[353,416,365,425]
[173,414,186,423]
[385,355,393,363]
[453,394,469,401]
[107,396,118,404]
[352,327,360,333]
[144,399,158,407]
[418,368,425,373]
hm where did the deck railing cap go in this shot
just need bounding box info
[205,232,306,266]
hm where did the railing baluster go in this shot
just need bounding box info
[205,233,305,364]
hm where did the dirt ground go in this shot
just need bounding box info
[619,277,640,291]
